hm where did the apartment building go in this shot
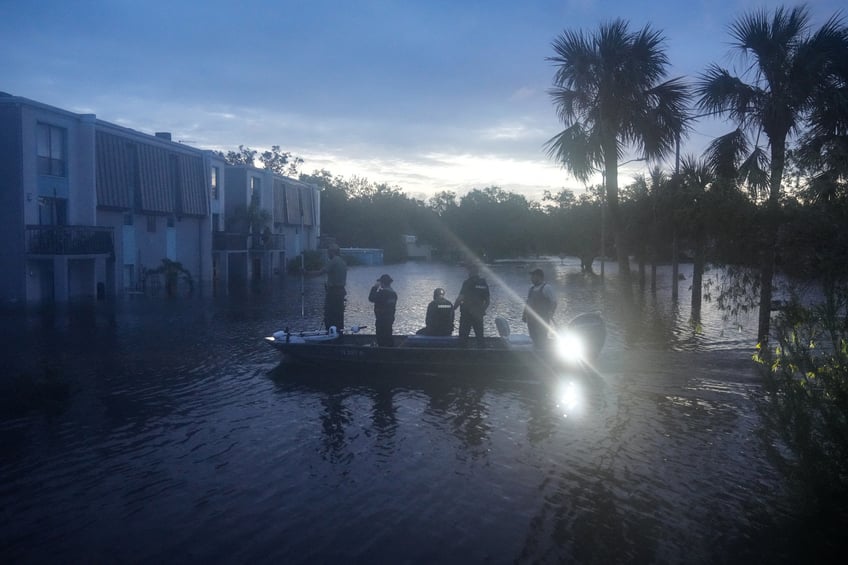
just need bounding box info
[217,166,319,288]
[0,93,320,307]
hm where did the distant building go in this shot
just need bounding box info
[0,92,320,307]
[403,234,432,261]
[340,248,384,266]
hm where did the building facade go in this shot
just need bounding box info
[215,166,320,291]
[0,93,320,307]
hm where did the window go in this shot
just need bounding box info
[147,216,156,233]
[38,197,68,225]
[167,216,175,228]
[36,123,66,177]
[123,213,134,226]
[210,166,219,200]
[250,177,261,206]
[212,213,220,232]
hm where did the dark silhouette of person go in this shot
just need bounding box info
[453,262,490,347]
[417,287,454,336]
[369,274,398,346]
[320,243,347,331]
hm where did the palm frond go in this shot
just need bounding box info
[738,146,770,199]
[547,19,686,177]
[544,124,600,183]
[704,129,749,181]
[695,65,760,123]
[680,155,714,192]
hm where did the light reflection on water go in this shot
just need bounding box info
[0,259,804,563]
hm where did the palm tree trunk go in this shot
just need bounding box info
[691,223,705,321]
[758,244,776,345]
[671,229,679,301]
[604,148,631,287]
[757,142,787,346]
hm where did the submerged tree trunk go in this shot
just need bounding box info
[671,229,679,301]
[604,146,631,289]
[758,142,787,346]
[691,224,705,321]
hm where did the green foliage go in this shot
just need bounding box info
[150,258,194,296]
[754,285,848,516]
[215,144,303,177]
[227,194,271,234]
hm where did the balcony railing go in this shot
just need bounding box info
[213,232,285,251]
[26,225,114,256]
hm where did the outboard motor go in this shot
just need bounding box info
[568,312,606,360]
[495,317,511,338]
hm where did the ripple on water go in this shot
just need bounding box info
[0,262,802,563]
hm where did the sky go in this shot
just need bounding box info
[1,0,844,203]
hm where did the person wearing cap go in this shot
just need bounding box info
[417,288,454,336]
[369,274,398,346]
[522,268,557,348]
[320,243,347,331]
[453,262,490,347]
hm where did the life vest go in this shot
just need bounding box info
[526,283,554,320]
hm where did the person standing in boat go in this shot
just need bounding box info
[320,243,347,332]
[416,288,454,336]
[453,262,490,347]
[522,268,557,349]
[369,274,398,347]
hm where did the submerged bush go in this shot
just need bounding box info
[755,285,848,514]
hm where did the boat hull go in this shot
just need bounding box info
[266,313,605,376]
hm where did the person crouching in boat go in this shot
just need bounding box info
[369,274,398,347]
[522,268,557,349]
[416,287,454,336]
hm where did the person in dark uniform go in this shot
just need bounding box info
[369,274,398,347]
[417,288,454,336]
[320,243,347,331]
[522,268,558,348]
[453,262,490,347]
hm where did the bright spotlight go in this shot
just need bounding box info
[556,331,585,364]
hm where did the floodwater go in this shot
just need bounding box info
[0,258,816,563]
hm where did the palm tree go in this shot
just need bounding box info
[545,19,689,284]
[678,156,715,319]
[695,5,848,345]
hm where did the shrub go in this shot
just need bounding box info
[755,284,848,516]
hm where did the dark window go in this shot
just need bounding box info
[212,213,220,232]
[167,216,175,228]
[36,123,67,177]
[147,216,156,233]
[124,213,134,226]
[38,197,68,225]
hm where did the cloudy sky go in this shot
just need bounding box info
[1,0,844,202]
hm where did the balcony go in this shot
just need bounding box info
[26,225,114,256]
[213,232,285,251]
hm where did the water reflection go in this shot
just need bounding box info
[1,260,792,563]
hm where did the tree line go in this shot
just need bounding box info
[222,5,847,346]
[219,4,848,538]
